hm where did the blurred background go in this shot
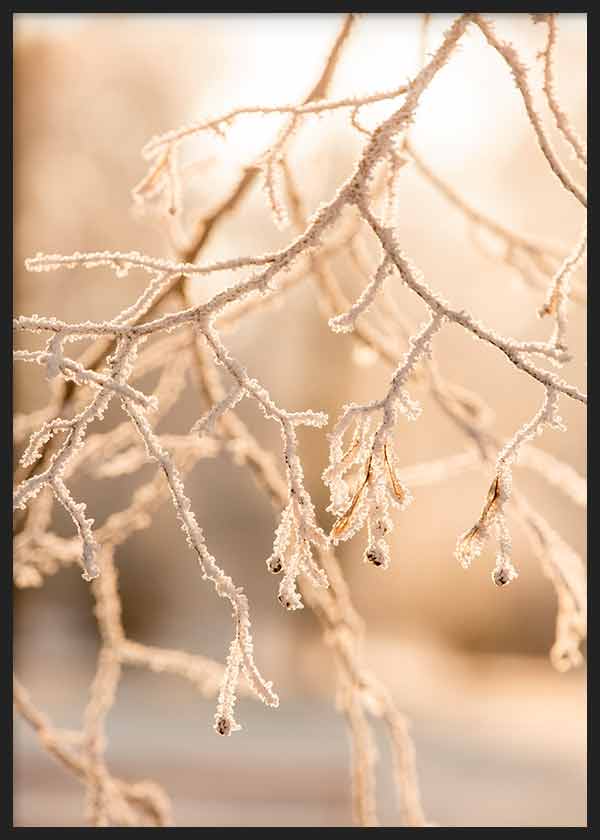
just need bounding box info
[13,13,587,827]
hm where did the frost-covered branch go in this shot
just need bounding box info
[534,13,587,167]
[473,14,587,208]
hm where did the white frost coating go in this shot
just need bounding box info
[329,256,392,333]
[191,385,245,438]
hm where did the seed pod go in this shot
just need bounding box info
[331,458,372,539]
[384,444,407,504]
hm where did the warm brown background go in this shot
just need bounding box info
[13,13,586,827]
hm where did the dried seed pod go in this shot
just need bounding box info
[483,476,501,516]
[331,457,372,539]
[384,444,406,503]
[455,523,484,569]
[331,487,363,539]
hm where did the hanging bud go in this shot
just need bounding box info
[215,716,232,736]
[492,562,518,587]
[266,555,283,574]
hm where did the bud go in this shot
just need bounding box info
[215,716,231,736]
[278,593,298,610]
[364,546,385,567]
[492,563,517,587]
[266,555,283,574]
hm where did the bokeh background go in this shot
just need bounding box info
[13,13,587,827]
